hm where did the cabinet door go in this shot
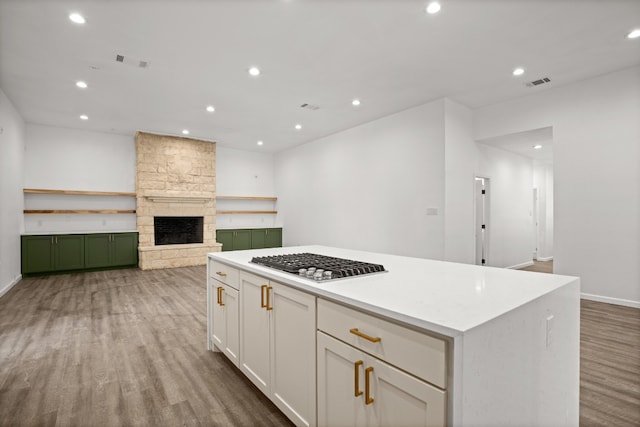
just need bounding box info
[251,229,266,249]
[368,351,446,427]
[54,235,85,271]
[234,230,252,250]
[212,283,240,367]
[270,282,316,427]
[317,332,446,427]
[239,272,271,395]
[21,235,54,274]
[85,234,112,268]
[111,233,138,266]
[265,228,282,248]
[216,230,234,251]
[317,332,368,427]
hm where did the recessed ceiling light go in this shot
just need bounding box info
[627,29,640,39]
[248,66,261,76]
[533,144,542,150]
[182,129,190,135]
[76,80,88,89]
[257,140,264,146]
[79,114,88,120]
[295,124,302,130]
[352,99,361,106]
[69,13,86,24]
[426,2,441,14]
[513,68,525,76]
[206,105,215,113]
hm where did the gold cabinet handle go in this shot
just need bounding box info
[354,360,363,397]
[260,285,267,308]
[216,271,227,278]
[218,287,225,306]
[365,366,374,405]
[350,328,381,343]
[266,286,273,311]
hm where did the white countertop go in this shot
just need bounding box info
[208,245,579,337]
[23,230,138,235]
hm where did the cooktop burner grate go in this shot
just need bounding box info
[250,253,386,281]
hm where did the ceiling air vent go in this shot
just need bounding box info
[300,103,320,111]
[526,77,551,88]
[115,54,149,69]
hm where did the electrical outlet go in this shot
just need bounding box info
[546,314,554,348]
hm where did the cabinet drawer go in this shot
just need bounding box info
[317,299,447,389]
[209,259,239,289]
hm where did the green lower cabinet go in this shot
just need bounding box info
[54,235,85,271]
[85,232,138,268]
[21,235,55,274]
[217,228,282,252]
[22,232,138,275]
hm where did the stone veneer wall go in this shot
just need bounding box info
[136,131,221,270]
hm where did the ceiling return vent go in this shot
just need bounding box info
[115,54,149,69]
[526,77,551,87]
[300,103,320,111]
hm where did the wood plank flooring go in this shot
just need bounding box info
[0,267,293,426]
[1,265,639,426]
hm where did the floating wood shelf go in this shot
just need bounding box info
[24,210,136,215]
[216,196,277,201]
[216,210,278,215]
[24,188,136,197]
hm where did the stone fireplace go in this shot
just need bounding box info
[136,131,221,270]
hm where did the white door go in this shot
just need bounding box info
[211,283,227,351]
[239,272,271,394]
[270,282,317,427]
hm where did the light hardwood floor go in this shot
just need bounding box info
[1,265,638,426]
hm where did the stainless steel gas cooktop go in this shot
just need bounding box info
[250,252,387,282]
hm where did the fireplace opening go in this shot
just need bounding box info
[154,216,204,245]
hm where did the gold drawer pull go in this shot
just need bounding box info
[350,328,381,343]
[217,286,225,306]
[365,366,374,405]
[354,360,363,397]
[266,286,273,311]
[216,271,227,278]
[260,285,267,308]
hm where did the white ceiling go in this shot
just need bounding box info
[477,126,553,163]
[1,0,639,153]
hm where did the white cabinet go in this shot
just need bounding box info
[208,260,240,367]
[240,271,317,427]
[317,300,447,427]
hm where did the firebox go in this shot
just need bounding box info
[154,216,204,245]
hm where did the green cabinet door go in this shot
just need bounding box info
[111,233,138,266]
[217,230,234,252]
[234,230,252,250]
[265,228,282,248]
[54,234,85,271]
[85,234,112,268]
[21,235,54,274]
[251,229,266,249]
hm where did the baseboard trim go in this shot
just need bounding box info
[0,274,22,299]
[581,293,640,309]
[507,261,534,270]
[535,256,554,262]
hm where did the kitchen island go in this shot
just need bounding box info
[207,245,580,427]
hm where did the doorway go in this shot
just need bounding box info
[475,177,489,266]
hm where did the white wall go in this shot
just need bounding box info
[475,66,640,306]
[275,100,446,259]
[444,99,477,264]
[533,161,554,260]
[0,88,25,296]
[476,144,534,269]
[23,124,136,233]
[215,146,278,229]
